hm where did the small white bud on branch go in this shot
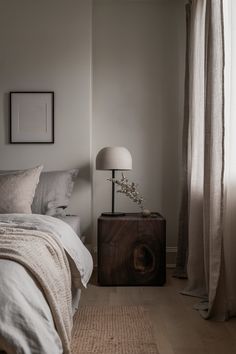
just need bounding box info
[107,173,145,210]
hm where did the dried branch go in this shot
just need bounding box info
[108,173,145,210]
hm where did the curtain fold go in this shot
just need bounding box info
[173,3,191,279]
[175,0,232,320]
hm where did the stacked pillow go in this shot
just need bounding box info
[32,169,79,215]
[0,167,79,215]
[0,165,43,214]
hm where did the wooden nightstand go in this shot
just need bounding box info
[97,213,166,286]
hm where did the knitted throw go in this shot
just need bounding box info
[0,225,72,354]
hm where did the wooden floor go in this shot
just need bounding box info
[80,270,236,354]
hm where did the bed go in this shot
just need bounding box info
[0,166,93,354]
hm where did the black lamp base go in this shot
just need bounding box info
[101,212,125,217]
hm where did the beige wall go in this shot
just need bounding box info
[0,0,185,249]
[92,0,186,248]
[0,0,92,235]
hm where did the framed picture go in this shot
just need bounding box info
[10,91,54,144]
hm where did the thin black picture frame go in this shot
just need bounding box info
[9,91,55,144]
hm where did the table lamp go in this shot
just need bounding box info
[96,146,132,216]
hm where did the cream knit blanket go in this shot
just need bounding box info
[0,225,73,354]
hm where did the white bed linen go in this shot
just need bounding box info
[55,215,81,238]
[0,214,93,354]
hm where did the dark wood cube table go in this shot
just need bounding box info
[97,213,166,286]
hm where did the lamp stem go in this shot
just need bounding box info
[112,170,115,213]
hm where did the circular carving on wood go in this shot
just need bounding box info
[133,243,155,274]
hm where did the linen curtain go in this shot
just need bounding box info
[174,0,236,320]
[174,2,191,279]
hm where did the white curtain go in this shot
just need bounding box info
[222,0,236,320]
[175,0,236,320]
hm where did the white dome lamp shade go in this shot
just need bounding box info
[96,146,132,216]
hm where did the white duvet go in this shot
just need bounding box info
[0,214,93,354]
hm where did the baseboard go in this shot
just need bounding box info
[89,245,177,269]
[166,246,177,268]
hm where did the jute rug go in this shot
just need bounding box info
[71,306,159,354]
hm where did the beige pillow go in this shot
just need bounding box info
[0,165,43,214]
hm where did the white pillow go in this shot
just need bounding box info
[31,169,79,215]
[0,166,43,214]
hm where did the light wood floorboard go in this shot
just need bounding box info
[80,270,236,354]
